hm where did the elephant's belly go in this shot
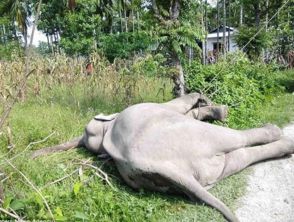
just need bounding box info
[125,172,186,195]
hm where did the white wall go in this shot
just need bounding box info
[207,37,238,53]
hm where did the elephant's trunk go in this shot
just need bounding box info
[31,136,84,159]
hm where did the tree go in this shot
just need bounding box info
[0,0,31,48]
[149,0,203,96]
[235,26,270,59]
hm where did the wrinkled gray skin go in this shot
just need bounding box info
[32,93,294,222]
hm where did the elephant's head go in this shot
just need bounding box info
[83,113,118,154]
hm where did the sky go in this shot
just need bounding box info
[30,0,217,47]
[208,0,217,7]
[27,25,47,46]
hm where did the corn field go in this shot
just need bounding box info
[0,53,173,125]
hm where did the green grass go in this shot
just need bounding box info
[259,69,294,127]
[0,98,248,222]
[1,67,294,221]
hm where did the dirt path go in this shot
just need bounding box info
[236,123,294,222]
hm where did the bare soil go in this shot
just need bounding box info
[236,123,294,222]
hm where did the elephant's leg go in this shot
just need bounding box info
[154,164,239,222]
[241,124,283,146]
[164,93,212,114]
[186,105,228,121]
[209,123,282,154]
[218,137,294,181]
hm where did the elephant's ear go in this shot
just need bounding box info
[94,113,118,121]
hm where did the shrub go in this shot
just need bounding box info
[99,32,153,62]
[235,26,271,60]
[131,53,171,77]
[185,51,282,128]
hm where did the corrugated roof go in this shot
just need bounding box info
[207,25,236,39]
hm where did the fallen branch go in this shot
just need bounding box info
[0,69,36,131]
[0,207,21,220]
[5,160,55,221]
[0,132,55,165]
[42,169,79,189]
[41,158,92,190]
[0,199,22,221]
[80,163,115,190]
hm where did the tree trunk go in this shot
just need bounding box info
[223,0,226,56]
[20,30,28,101]
[2,25,6,44]
[50,35,54,54]
[119,9,123,32]
[265,0,269,62]
[204,0,208,63]
[217,0,220,61]
[201,0,206,64]
[124,9,128,32]
[254,2,261,27]
[172,55,185,97]
[132,9,135,32]
[240,4,243,26]
[122,0,128,33]
[170,0,185,97]
[137,11,140,31]
[227,0,230,52]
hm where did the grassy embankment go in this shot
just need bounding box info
[0,55,293,221]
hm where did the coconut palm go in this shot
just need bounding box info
[0,0,31,47]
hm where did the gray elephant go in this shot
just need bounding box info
[32,93,294,222]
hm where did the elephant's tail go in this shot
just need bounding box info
[31,136,84,159]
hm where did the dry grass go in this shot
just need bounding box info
[0,53,173,124]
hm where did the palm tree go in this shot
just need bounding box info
[0,0,31,47]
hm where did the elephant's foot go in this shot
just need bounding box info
[186,105,228,122]
[263,124,283,142]
[207,105,228,122]
[280,136,294,155]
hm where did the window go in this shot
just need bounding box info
[213,42,224,52]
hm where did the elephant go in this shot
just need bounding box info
[31,93,294,222]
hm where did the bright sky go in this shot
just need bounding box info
[27,26,47,46]
[208,0,217,7]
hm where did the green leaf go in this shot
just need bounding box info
[33,193,44,208]
[2,196,13,209]
[55,215,68,221]
[54,206,68,221]
[55,207,63,216]
[10,199,25,211]
[73,182,82,196]
[74,211,89,220]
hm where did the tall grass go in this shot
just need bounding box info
[0,53,172,113]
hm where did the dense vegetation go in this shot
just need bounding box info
[0,0,293,94]
[186,52,282,128]
[0,53,293,221]
[0,0,294,221]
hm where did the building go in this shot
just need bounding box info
[206,26,239,56]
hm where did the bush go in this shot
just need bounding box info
[131,53,171,77]
[235,26,271,60]
[0,41,23,60]
[99,32,152,62]
[185,51,282,128]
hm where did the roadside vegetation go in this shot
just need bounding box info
[0,53,294,221]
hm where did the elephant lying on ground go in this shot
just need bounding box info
[32,93,294,222]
